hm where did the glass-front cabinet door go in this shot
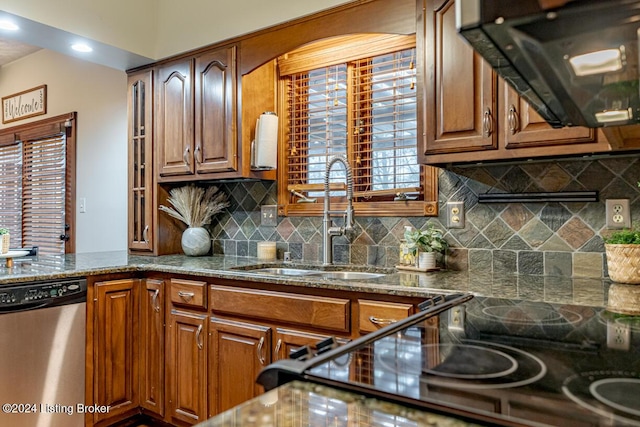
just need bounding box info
[128,70,154,252]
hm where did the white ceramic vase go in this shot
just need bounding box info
[181,226,211,256]
[417,251,436,270]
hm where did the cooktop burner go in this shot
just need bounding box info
[376,340,546,390]
[563,371,640,426]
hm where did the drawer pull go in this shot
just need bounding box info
[508,104,520,135]
[183,146,190,166]
[151,289,160,312]
[196,324,203,350]
[257,337,266,365]
[483,108,493,137]
[368,316,398,326]
[274,338,282,357]
[142,225,149,244]
[177,291,194,301]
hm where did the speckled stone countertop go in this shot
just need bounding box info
[0,250,612,307]
[195,380,482,427]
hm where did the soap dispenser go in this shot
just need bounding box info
[399,225,415,266]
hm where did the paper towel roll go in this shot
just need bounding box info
[254,112,278,169]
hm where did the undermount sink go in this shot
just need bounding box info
[242,268,318,276]
[308,271,385,281]
[240,266,386,281]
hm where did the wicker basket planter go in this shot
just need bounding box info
[0,233,9,254]
[605,243,640,284]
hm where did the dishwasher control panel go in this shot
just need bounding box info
[0,278,87,308]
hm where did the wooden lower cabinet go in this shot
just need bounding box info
[89,275,421,426]
[93,278,139,425]
[167,309,208,425]
[209,318,271,416]
[139,279,165,417]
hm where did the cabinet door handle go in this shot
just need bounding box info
[151,289,160,313]
[274,338,282,358]
[483,108,493,137]
[194,144,202,164]
[142,225,149,244]
[196,324,203,350]
[368,316,398,326]
[183,146,190,166]
[508,104,520,135]
[177,291,194,301]
[257,337,266,365]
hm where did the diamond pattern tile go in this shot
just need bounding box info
[209,156,640,276]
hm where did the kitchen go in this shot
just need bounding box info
[0,0,638,426]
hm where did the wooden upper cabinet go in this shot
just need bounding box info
[127,70,154,252]
[194,46,238,174]
[421,0,497,156]
[155,45,239,181]
[418,0,609,165]
[156,58,194,177]
[500,82,595,149]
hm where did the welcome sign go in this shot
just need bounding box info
[2,85,47,124]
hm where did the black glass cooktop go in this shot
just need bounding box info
[259,294,640,427]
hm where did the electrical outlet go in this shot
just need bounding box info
[606,199,631,229]
[446,201,465,229]
[260,205,278,227]
[448,306,465,331]
[606,321,630,351]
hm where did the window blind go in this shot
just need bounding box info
[22,134,67,255]
[352,50,418,197]
[285,47,419,201]
[0,142,22,243]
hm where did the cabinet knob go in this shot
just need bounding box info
[508,105,520,135]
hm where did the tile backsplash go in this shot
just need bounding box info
[209,156,640,279]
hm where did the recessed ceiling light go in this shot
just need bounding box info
[71,43,92,53]
[0,20,19,31]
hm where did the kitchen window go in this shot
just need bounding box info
[0,113,76,254]
[277,34,438,217]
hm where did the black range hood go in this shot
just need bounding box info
[456,0,640,128]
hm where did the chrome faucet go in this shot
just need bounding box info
[323,155,355,265]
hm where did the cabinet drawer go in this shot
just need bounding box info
[170,279,207,309]
[210,285,350,333]
[358,300,413,333]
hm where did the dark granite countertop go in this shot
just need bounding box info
[0,251,612,307]
[194,380,482,427]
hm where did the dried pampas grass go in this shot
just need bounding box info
[159,184,229,228]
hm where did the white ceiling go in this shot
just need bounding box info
[0,36,40,66]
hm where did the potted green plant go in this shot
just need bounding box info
[0,228,9,254]
[604,225,640,284]
[404,224,448,269]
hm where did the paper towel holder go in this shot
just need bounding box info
[251,111,278,171]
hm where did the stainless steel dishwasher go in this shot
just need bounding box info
[0,278,86,427]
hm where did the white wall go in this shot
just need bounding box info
[153,0,355,59]
[0,0,354,61]
[0,49,127,253]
